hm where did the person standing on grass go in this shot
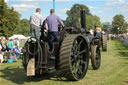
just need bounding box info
[0,44,4,64]
[45,9,64,51]
[5,38,9,51]
[14,38,19,47]
[14,45,21,58]
[30,8,43,40]
[7,39,13,51]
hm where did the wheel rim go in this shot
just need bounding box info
[70,36,88,79]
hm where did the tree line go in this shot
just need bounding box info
[0,0,127,37]
[65,4,103,31]
[103,14,128,34]
[0,0,29,37]
[111,14,127,34]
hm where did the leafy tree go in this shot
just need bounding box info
[86,15,103,31]
[86,14,94,30]
[103,22,111,33]
[126,24,128,33]
[65,4,103,31]
[127,24,128,31]
[0,0,20,37]
[17,19,30,36]
[65,4,90,28]
[112,14,127,34]
[0,16,7,24]
[92,15,103,28]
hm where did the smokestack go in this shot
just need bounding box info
[80,8,86,32]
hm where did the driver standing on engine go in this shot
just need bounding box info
[45,9,64,51]
[95,25,101,37]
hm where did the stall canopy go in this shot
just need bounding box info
[9,35,27,40]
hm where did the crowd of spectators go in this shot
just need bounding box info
[111,34,128,48]
[111,34,128,40]
[118,34,128,40]
[0,37,21,64]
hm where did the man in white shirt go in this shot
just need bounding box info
[30,8,43,40]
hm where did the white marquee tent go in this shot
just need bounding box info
[9,34,27,40]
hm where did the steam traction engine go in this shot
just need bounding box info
[22,9,102,81]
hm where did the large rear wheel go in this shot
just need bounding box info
[59,35,89,81]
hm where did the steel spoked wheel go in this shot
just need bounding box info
[71,37,89,79]
[91,45,101,70]
[59,35,89,81]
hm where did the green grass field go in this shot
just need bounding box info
[0,40,128,85]
[20,42,25,47]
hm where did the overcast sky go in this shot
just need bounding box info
[5,0,128,23]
